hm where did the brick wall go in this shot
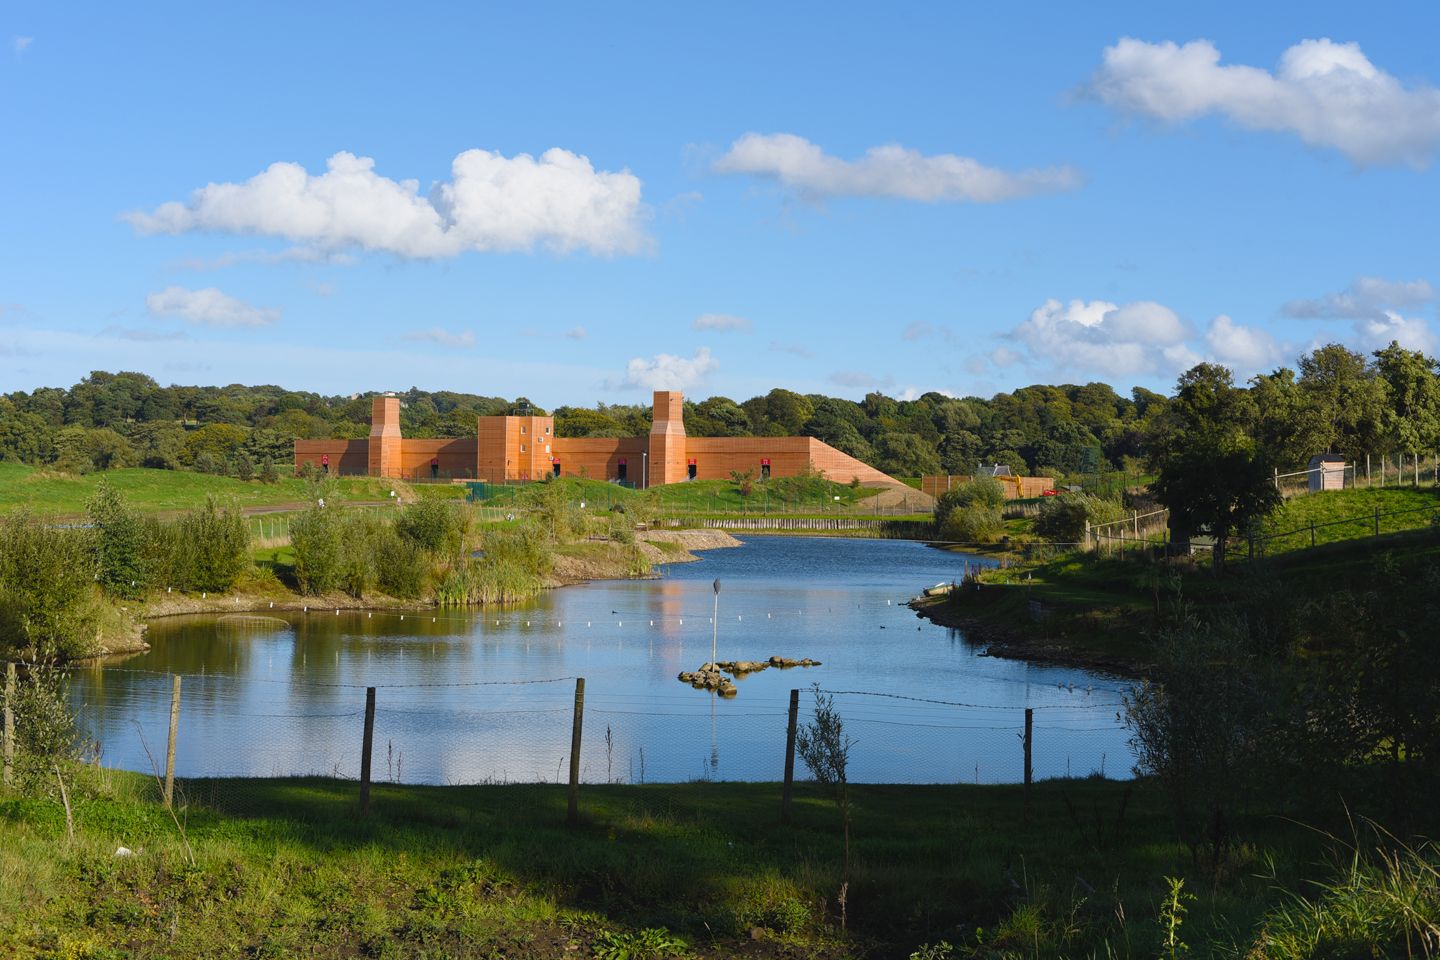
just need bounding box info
[294,440,369,476]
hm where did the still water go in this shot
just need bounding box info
[72,537,1135,784]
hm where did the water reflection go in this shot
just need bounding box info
[73,538,1136,784]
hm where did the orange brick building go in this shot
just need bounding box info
[294,391,907,489]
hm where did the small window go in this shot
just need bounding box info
[545,444,550,453]
[521,426,526,435]
[545,425,551,434]
[520,444,526,453]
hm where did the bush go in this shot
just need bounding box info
[0,513,104,660]
[174,497,249,592]
[258,457,280,484]
[290,505,346,595]
[394,499,468,555]
[1033,492,1125,544]
[87,479,145,599]
[938,505,1004,544]
[934,478,1006,529]
[1,663,92,794]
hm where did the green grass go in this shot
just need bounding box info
[0,772,1358,959]
[1257,485,1440,555]
[0,463,464,517]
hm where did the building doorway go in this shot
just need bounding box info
[617,459,627,482]
[760,458,771,480]
[687,458,697,481]
[552,460,561,478]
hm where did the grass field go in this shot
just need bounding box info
[0,771,1359,959]
[1257,484,1440,554]
[0,463,466,516]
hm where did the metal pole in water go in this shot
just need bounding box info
[711,579,721,666]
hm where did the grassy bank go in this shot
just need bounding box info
[915,518,1440,675]
[0,463,465,517]
[0,771,1388,959]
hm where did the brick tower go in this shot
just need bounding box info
[647,390,687,487]
[368,394,402,478]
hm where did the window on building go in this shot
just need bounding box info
[520,444,526,453]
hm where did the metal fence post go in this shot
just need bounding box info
[782,688,799,825]
[568,677,585,826]
[3,662,14,788]
[359,686,376,815]
[164,674,181,808]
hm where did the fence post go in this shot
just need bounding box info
[3,662,14,789]
[1366,453,1371,487]
[1374,507,1381,538]
[359,686,376,815]
[1310,520,1316,549]
[1023,708,1033,814]
[567,677,585,826]
[782,688,799,825]
[164,674,181,808]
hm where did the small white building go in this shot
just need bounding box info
[1307,454,1347,492]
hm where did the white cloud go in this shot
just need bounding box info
[564,326,588,340]
[13,36,32,54]
[173,247,357,270]
[768,340,814,358]
[713,132,1081,202]
[1204,315,1284,372]
[1283,276,1434,321]
[100,326,191,343]
[621,347,718,391]
[403,327,475,349]
[127,148,649,258]
[1358,311,1435,353]
[692,313,751,332]
[145,286,279,328]
[901,321,933,341]
[1091,37,1440,167]
[1010,298,1197,377]
[1284,276,1436,353]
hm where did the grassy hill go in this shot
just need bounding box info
[1257,484,1440,555]
[0,463,465,517]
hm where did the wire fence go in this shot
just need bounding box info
[11,668,1132,795]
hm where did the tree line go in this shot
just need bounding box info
[1,341,1437,482]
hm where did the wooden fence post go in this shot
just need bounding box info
[1374,507,1381,538]
[1023,708,1033,815]
[359,686,376,815]
[3,662,14,789]
[567,678,585,826]
[164,674,181,808]
[1310,520,1316,549]
[782,688,799,825]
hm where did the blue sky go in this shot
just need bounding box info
[3,1,1438,403]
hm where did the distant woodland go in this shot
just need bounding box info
[1,341,1437,481]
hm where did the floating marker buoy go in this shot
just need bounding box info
[368,612,372,619]
[525,621,530,627]
[304,606,308,612]
[202,592,206,599]
[269,602,273,608]
[649,620,653,626]
[587,621,591,627]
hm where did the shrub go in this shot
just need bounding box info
[290,505,345,595]
[1034,492,1125,544]
[258,457,280,484]
[2,663,91,794]
[934,477,1005,529]
[938,505,1003,544]
[232,451,255,481]
[394,499,468,555]
[87,479,145,598]
[0,513,103,659]
[173,497,249,592]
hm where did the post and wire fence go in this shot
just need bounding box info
[3,664,1133,821]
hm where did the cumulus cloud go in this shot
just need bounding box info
[1090,37,1440,167]
[13,36,32,54]
[145,286,279,328]
[173,247,357,271]
[126,148,649,258]
[1284,276,1436,353]
[713,132,1081,202]
[692,313,751,332]
[1282,276,1434,321]
[1010,298,1198,377]
[621,347,718,391]
[1205,315,1285,371]
[403,327,475,349]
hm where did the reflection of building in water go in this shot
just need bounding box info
[295,390,909,488]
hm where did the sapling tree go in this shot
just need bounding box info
[796,682,854,923]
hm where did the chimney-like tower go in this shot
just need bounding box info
[647,390,687,487]
[368,394,402,478]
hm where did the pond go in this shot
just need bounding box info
[71,537,1136,785]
